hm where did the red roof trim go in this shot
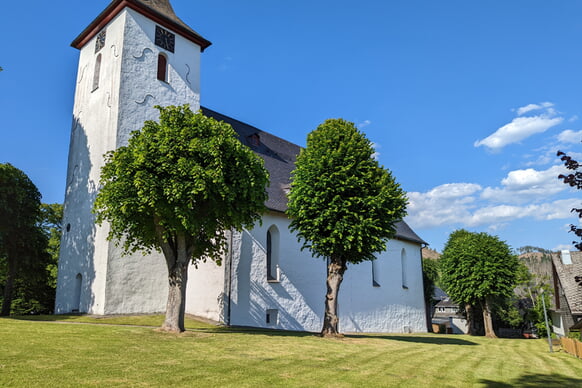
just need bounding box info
[71,0,211,51]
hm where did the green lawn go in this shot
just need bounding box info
[1,316,581,387]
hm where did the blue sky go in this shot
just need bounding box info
[1,1,582,252]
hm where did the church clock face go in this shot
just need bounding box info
[95,30,106,53]
[155,26,175,53]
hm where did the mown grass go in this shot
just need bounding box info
[1,316,581,387]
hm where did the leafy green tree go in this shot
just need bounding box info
[558,150,582,250]
[0,163,49,316]
[40,203,63,288]
[422,258,440,332]
[94,105,269,332]
[440,230,519,338]
[287,118,407,337]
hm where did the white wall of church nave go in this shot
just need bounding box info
[229,213,326,332]
[339,239,427,333]
[184,257,227,322]
[229,213,427,333]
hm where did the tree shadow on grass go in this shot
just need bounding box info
[346,334,479,346]
[195,325,317,338]
[479,373,582,387]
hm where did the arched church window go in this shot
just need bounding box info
[401,248,408,289]
[266,225,280,282]
[372,258,380,287]
[92,54,102,91]
[73,273,82,313]
[157,53,168,82]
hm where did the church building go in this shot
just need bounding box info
[55,0,428,333]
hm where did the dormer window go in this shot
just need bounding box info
[248,133,260,147]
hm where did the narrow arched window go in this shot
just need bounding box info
[157,53,168,82]
[92,54,102,91]
[401,248,408,289]
[266,226,280,281]
[372,259,380,287]
[73,273,82,312]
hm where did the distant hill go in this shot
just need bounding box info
[518,251,553,281]
[422,247,441,260]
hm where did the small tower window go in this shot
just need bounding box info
[401,248,408,289]
[92,54,102,91]
[267,225,280,282]
[157,53,168,82]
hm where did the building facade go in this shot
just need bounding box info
[55,0,428,333]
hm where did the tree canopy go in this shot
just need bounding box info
[287,118,407,336]
[557,150,582,250]
[0,163,51,316]
[440,229,519,337]
[93,105,269,332]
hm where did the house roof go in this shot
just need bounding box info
[201,106,426,246]
[435,298,459,308]
[551,251,582,315]
[72,0,211,51]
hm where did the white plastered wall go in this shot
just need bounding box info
[56,7,203,315]
[229,212,428,333]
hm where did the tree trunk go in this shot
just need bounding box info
[161,233,190,333]
[465,303,476,336]
[1,258,16,316]
[425,300,434,332]
[482,298,497,338]
[321,257,346,337]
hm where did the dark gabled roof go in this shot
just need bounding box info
[201,106,426,246]
[551,251,582,315]
[394,218,427,245]
[201,107,299,214]
[72,0,211,51]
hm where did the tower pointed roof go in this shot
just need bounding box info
[72,0,211,51]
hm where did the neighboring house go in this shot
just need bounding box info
[550,250,582,336]
[431,289,469,334]
[54,0,428,334]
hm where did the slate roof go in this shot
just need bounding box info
[551,251,582,315]
[201,107,426,246]
[72,0,211,51]
[131,0,207,42]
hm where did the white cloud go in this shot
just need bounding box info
[474,115,563,150]
[371,142,380,160]
[557,129,582,144]
[516,102,554,116]
[406,175,578,230]
[406,183,482,228]
[480,165,568,203]
[358,120,371,129]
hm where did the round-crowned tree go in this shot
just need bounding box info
[93,105,269,332]
[287,118,407,337]
[440,229,519,338]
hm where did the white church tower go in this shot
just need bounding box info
[55,0,211,314]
